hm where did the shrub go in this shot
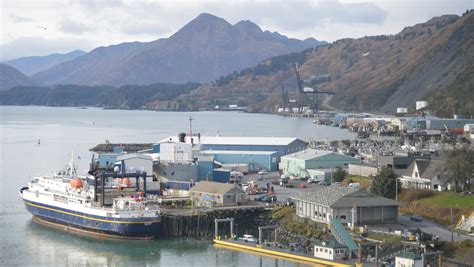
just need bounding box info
[401,189,433,202]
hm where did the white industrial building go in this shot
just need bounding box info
[293,186,399,225]
[159,140,193,162]
[394,251,422,267]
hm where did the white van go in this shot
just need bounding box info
[348,182,361,189]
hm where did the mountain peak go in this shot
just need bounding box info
[191,13,230,26]
[234,20,262,33]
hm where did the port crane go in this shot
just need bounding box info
[294,63,335,114]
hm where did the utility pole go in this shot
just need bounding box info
[396,178,398,202]
[451,206,454,242]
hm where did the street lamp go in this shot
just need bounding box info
[395,177,401,202]
[451,204,459,242]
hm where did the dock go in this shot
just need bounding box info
[213,239,353,267]
[159,205,272,237]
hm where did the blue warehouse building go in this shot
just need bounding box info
[158,136,307,157]
[202,150,279,171]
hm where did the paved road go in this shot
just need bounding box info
[398,215,474,242]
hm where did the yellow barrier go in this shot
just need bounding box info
[213,239,352,267]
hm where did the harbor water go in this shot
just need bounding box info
[0,106,354,266]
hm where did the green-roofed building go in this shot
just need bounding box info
[279,149,359,179]
[313,240,348,260]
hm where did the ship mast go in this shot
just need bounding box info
[66,151,77,176]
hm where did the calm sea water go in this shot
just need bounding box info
[0,106,354,266]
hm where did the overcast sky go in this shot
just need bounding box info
[1,0,472,61]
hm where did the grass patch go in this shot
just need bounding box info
[271,206,326,239]
[400,191,474,225]
[343,175,371,189]
[367,233,401,242]
[415,192,474,209]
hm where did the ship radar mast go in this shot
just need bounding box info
[66,151,78,176]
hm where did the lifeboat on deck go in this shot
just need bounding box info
[70,178,83,189]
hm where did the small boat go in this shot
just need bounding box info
[238,234,257,243]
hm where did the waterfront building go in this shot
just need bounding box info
[313,240,348,261]
[189,181,247,207]
[157,135,307,156]
[400,159,448,191]
[202,150,279,172]
[293,186,399,224]
[348,163,378,177]
[279,149,359,178]
[117,153,154,174]
[394,251,422,267]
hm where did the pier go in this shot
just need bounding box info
[212,217,356,267]
[214,239,353,267]
[159,205,272,238]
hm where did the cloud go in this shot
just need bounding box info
[207,1,387,32]
[76,0,124,13]
[0,37,93,61]
[120,20,172,36]
[9,14,34,23]
[58,18,93,34]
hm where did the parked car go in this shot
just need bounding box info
[263,195,277,203]
[258,170,268,175]
[307,177,321,184]
[285,197,294,206]
[410,215,423,222]
[279,177,290,185]
[348,182,361,189]
[254,195,267,202]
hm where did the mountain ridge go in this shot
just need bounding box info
[4,50,85,76]
[174,11,473,117]
[32,13,326,86]
[0,64,36,90]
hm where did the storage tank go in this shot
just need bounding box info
[416,101,428,110]
[396,107,408,114]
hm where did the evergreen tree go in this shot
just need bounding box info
[446,147,474,192]
[371,167,400,199]
[332,166,347,183]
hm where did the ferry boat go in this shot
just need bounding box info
[19,154,161,239]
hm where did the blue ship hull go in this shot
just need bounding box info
[23,199,160,239]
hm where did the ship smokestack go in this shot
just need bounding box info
[178,132,186,143]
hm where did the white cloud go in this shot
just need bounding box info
[59,18,93,34]
[0,37,93,61]
[9,14,34,23]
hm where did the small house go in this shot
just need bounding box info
[400,160,447,191]
[394,251,422,267]
[190,181,247,207]
[314,240,347,260]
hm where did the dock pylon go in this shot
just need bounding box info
[214,218,234,239]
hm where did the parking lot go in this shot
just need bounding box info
[240,171,324,203]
